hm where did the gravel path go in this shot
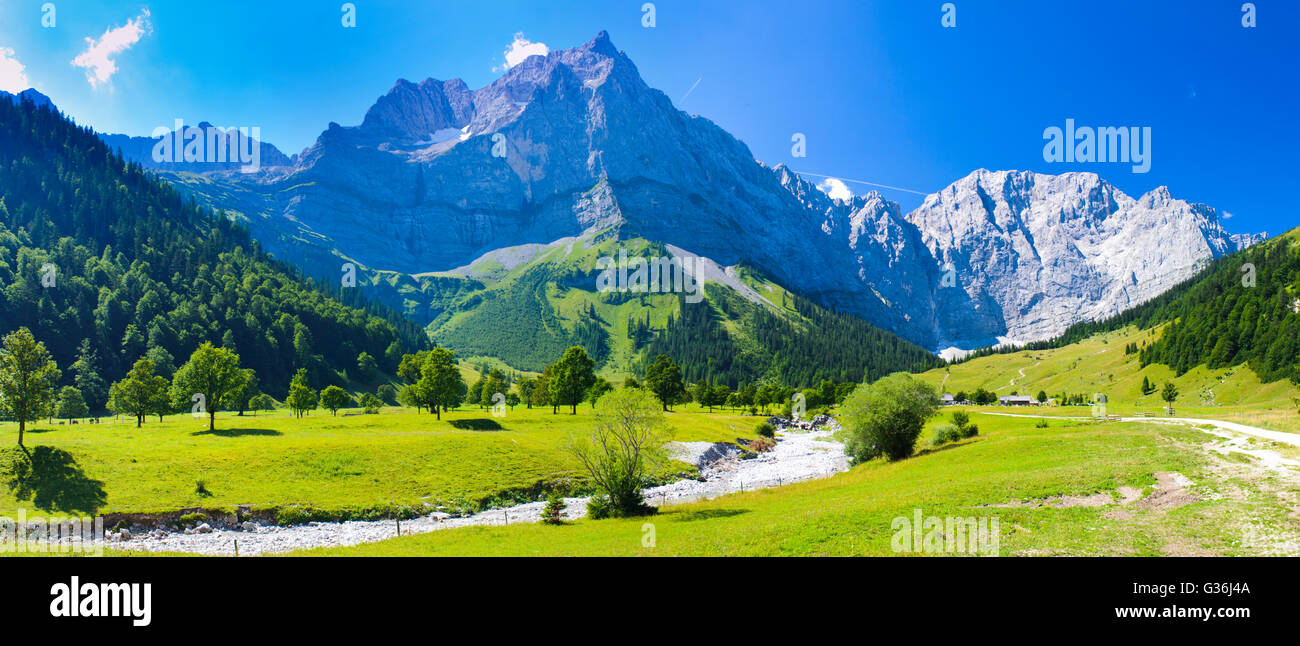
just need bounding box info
[111,424,848,556]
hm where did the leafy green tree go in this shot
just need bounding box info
[225,369,259,417]
[480,369,508,410]
[108,358,169,427]
[643,354,686,412]
[397,351,430,385]
[1035,390,1047,404]
[841,374,940,462]
[516,376,537,408]
[121,323,146,363]
[623,376,640,389]
[505,392,521,410]
[0,327,61,446]
[711,385,732,411]
[356,351,379,383]
[813,380,834,407]
[359,392,383,414]
[532,366,553,412]
[144,345,178,379]
[1161,382,1179,411]
[414,348,466,419]
[55,386,89,422]
[549,346,597,414]
[320,385,354,416]
[171,343,248,431]
[568,387,672,518]
[736,383,756,410]
[756,381,782,414]
[465,377,483,407]
[292,323,314,367]
[376,383,397,405]
[692,381,713,410]
[286,370,318,418]
[834,382,856,404]
[396,384,419,411]
[71,338,107,412]
[587,377,613,408]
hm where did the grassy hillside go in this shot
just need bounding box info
[286,411,1300,556]
[0,404,758,520]
[917,325,1300,433]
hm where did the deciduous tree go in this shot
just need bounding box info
[171,343,248,431]
[0,327,61,446]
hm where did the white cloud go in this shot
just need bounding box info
[0,47,30,94]
[817,177,854,202]
[495,32,548,72]
[71,9,151,88]
[1222,211,1234,219]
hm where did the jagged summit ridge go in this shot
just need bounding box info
[81,33,1263,353]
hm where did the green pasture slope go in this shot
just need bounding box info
[918,325,1300,434]
[0,405,758,521]
[290,411,1300,556]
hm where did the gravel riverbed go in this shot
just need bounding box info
[107,421,848,556]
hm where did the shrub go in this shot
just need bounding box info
[1035,419,1049,429]
[950,411,978,437]
[842,374,940,462]
[359,393,383,414]
[586,493,616,520]
[931,423,963,446]
[194,479,211,496]
[748,436,776,452]
[570,388,670,519]
[755,421,775,438]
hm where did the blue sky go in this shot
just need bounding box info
[0,0,1295,236]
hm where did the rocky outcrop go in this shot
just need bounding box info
[904,169,1259,350]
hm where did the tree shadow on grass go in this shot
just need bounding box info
[191,428,282,437]
[4,445,107,514]
[913,439,978,458]
[448,419,504,431]
[670,508,749,522]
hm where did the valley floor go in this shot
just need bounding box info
[6,384,1297,557]
[267,411,1299,556]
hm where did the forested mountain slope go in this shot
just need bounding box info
[0,95,427,405]
[952,227,1300,386]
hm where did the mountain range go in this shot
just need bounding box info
[64,31,1263,360]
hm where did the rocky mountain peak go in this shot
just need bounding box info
[114,34,1264,355]
[359,77,473,143]
[1139,185,1174,209]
